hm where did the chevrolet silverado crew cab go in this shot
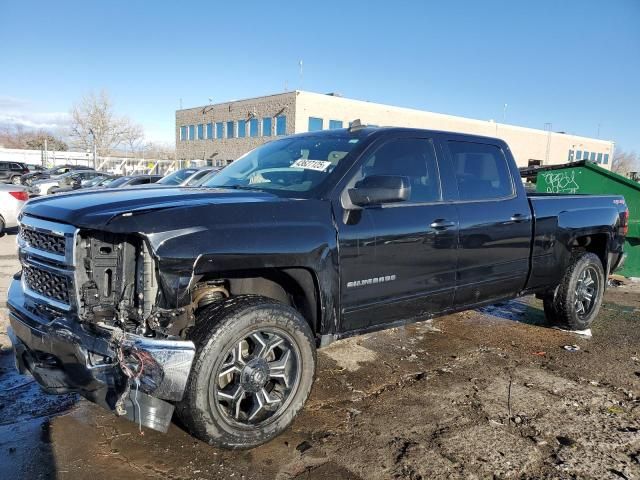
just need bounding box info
[8,126,628,449]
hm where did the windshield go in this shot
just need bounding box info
[158,168,199,185]
[106,176,133,188]
[202,135,361,195]
[190,169,221,187]
[98,177,118,186]
[86,176,107,186]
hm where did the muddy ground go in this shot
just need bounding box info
[1,230,639,479]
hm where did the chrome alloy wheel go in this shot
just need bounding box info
[211,329,301,427]
[575,266,598,318]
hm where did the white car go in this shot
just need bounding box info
[0,184,29,234]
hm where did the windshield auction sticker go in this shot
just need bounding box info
[291,159,332,172]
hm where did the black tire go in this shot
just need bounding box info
[0,217,5,236]
[177,295,316,449]
[543,252,605,330]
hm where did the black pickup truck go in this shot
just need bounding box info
[8,127,628,449]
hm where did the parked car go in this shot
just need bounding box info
[53,174,120,194]
[156,167,211,186]
[30,170,103,195]
[21,164,94,186]
[103,174,163,188]
[7,127,628,449]
[0,184,29,233]
[0,162,30,185]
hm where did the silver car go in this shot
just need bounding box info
[0,184,29,234]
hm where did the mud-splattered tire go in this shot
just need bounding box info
[543,252,605,330]
[177,295,316,449]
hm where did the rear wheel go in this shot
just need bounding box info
[177,295,316,449]
[11,176,21,185]
[543,252,605,330]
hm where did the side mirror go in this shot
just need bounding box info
[348,175,410,207]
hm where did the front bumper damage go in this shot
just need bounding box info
[7,278,195,433]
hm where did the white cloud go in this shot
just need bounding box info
[0,96,70,131]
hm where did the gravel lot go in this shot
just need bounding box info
[1,230,639,479]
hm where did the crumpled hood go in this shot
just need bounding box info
[22,186,286,228]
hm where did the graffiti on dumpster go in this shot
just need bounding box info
[542,171,580,194]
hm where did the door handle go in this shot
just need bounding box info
[430,219,456,230]
[509,213,529,223]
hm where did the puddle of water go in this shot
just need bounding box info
[0,351,78,477]
[476,299,548,326]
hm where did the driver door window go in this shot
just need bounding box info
[350,137,441,204]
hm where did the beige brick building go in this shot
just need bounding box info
[176,90,614,169]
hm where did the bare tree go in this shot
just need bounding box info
[611,149,639,175]
[0,125,67,150]
[69,90,130,157]
[121,119,145,158]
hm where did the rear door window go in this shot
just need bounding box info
[447,141,514,201]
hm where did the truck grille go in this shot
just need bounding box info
[18,215,78,310]
[23,265,70,304]
[20,228,66,256]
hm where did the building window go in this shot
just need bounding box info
[226,121,235,138]
[206,123,213,139]
[276,115,286,136]
[249,118,259,137]
[197,124,204,140]
[589,152,596,161]
[597,153,603,164]
[216,122,224,139]
[583,151,590,161]
[576,150,582,160]
[308,117,323,131]
[188,125,195,140]
[263,117,272,137]
[568,149,575,162]
[329,120,343,130]
[238,120,246,138]
[180,126,187,141]
[603,154,609,165]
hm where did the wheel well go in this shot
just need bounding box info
[197,268,320,333]
[571,233,608,271]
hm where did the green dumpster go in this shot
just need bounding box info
[535,161,640,278]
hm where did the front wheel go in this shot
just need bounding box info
[177,295,316,449]
[543,252,605,330]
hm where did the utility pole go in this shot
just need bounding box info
[89,128,97,169]
[503,103,508,123]
[43,137,48,168]
[544,123,552,165]
[299,60,303,90]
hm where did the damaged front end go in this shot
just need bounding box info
[7,214,196,432]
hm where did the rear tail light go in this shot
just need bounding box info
[9,191,29,201]
[620,208,629,236]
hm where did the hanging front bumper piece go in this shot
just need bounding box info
[7,277,196,433]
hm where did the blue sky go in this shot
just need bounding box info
[1,0,638,151]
